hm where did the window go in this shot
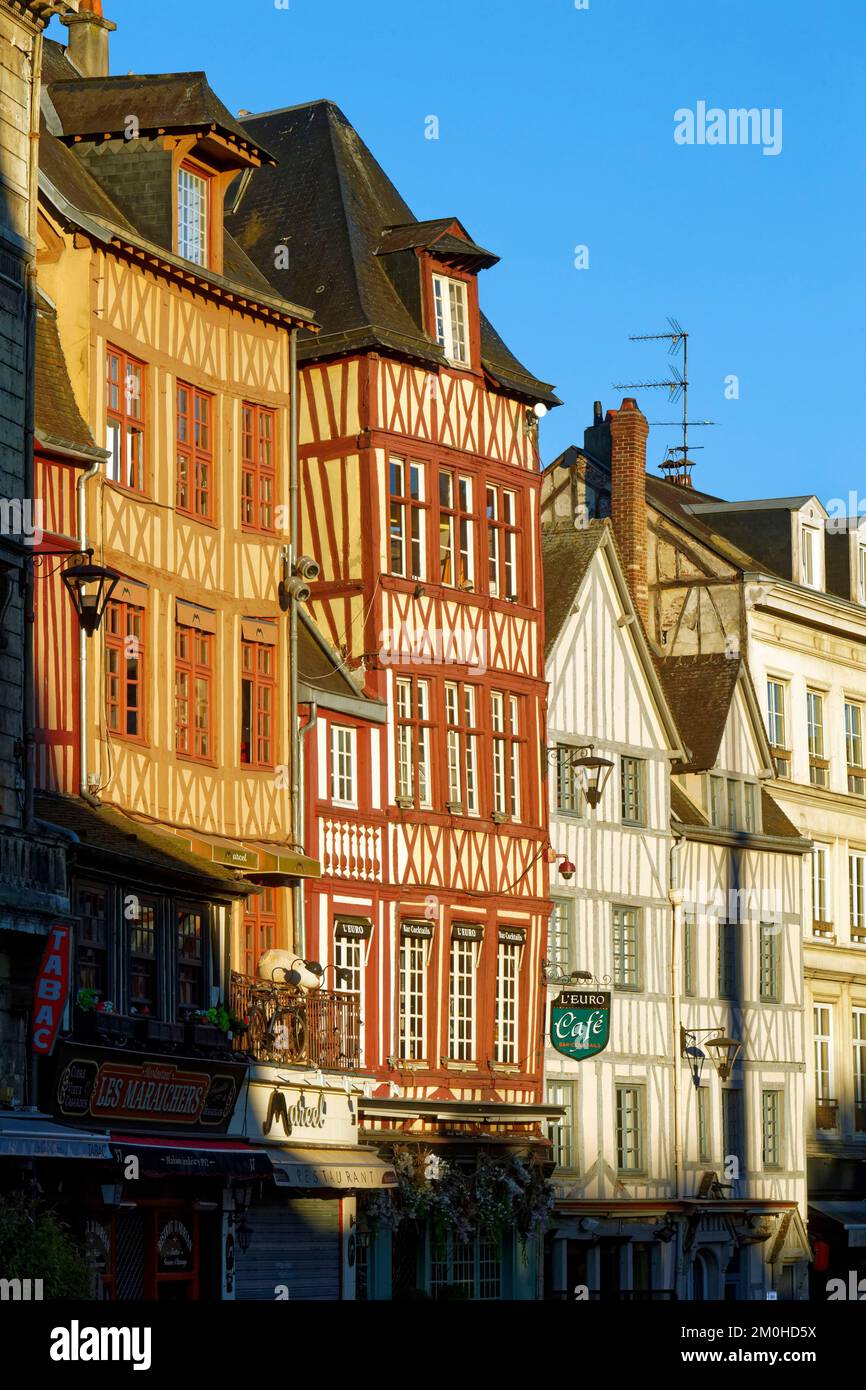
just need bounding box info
[813,1005,835,1131]
[546,1080,577,1170]
[726,779,740,831]
[722,1089,744,1171]
[845,701,865,795]
[766,679,790,777]
[554,745,581,814]
[759,923,780,1001]
[395,677,432,806]
[697,1087,711,1164]
[612,906,640,991]
[615,1085,644,1173]
[128,897,158,1014]
[801,524,819,588]
[177,906,206,1009]
[431,1236,501,1301]
[241,403,276,532]
[683,908,696,996]
[761,1089,783,1169]
[177,164,209,266]
[620,757,646,826]
[718,921,738,999]
[389,458,427,579]
[806,690,828,786]
[74,883,108,998]
[709,774,724,827]
[105,600,145,741]
[486,485,519,600]
[175,625,213,761]
[859,544,866,605]
[176,382,214,519]
[431,273,469,366]
[850,853,866,943]
[243,889,277,977]
[240,639,275,768]
[105,347,145,492]
[330,725,357,807]
[743,781,758,833]
[398,929,428,1061]
[334,931,364,1007]
[438,469,474,588]
[448,936,475,1061]
[548,899,572,970]
[444,682,479,813]
[494,940,520,1064]
[813,844,831,931]
[853,1010,866,1132]
[491,690,523,819]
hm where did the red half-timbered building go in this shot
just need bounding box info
[230,101,561,1298]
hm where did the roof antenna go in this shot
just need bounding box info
[613,318,716,486]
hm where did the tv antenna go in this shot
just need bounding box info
[613,318,715,485]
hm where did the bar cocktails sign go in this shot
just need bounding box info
[550,990,611,1061]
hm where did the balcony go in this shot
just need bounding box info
[0,827,68,917]
[319,817,383,881]
[230,971,361,1071]
[71,1005,232,1057]
[815,1099,839,1132]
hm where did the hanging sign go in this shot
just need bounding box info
[334,917,372,940]
[451,923,484,942]
[32,923,72,1055]
[550,990,611,1061]
[401,920,434,940]
[498,927,526,945]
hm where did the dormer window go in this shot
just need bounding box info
[432,273,469,366]
[178,164,210,266]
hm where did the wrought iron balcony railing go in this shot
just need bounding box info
[230,971,361,1071]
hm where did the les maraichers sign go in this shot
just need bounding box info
[50,1042,244,1131]
[550,991,611,1061]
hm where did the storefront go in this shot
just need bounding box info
[229,1068,396,1301]
[42,1039,269,1301]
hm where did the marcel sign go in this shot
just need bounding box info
[550,991,611,1062]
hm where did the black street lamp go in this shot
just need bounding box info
[60,556,120,636]
[680,1025,743,1087]
[546,743,615,810]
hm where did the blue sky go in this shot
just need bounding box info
[50,0,865,505]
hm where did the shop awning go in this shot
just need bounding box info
[0,1114,113,1161]
[810,1201,866,1245]
[271,1147,397,1190]
[110,1135,274,1180]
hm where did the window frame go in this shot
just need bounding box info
[812,843,831,932]
[620,756,646,827]
[175,624,214,763]
[548,898,573,971]
[615,1083,645,1174]
[486,483,520,602]
[395,675,433,808]
[438,467,475,590]
[243,887,278,978]
[448,935,476,1062]
[761,1088,783,1170]
[431,271,471,367]
[240,638,276,769]
[329,723,358,808]
[717,919,739,1000]
[105,598,146,744]
[612,904,641,992]
[105,346,146,494]
[845,700,866,795]
[766,678,790,778]
[494,938,520,1064]
[849,851,866,943]
[758,922,780,1002]
[176,380,215,521]
[177,160,211,267]
[546,1079,577,1171]
[444,680,480,815]
[241,402,277,534]
[389,457,428,580]
[398,929,429,1062]
[491,689,524,821]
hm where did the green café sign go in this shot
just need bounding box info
[551,990,611,1062]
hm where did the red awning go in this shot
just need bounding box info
[110,1134,273,1180]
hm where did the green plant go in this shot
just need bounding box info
[76,989,99,1012]
[0,1192,92,1299]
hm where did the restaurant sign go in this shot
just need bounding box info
[550,991,611,1061]
[50,1042,244,1132]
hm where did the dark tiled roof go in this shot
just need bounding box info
[376,219,498,267]
[541,521,608,657]
[47,71,276,163]
[655,654,742,772]
[36,792,249,897]
[42,36,81,85]
[670,781,708,827]
[39,121,137,234]
[760,789,804,842]
[35,294,104,461]
[227,101,558,404]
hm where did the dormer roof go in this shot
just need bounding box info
[376,218,499,269]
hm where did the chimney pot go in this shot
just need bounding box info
[62,3,116,80]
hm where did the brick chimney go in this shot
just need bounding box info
[62,1,115,79]
[609,397,649,624]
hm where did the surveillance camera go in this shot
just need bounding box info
[278,576,312,609]
[294,555,321,582]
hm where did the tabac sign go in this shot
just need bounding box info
[550,990,611,1061]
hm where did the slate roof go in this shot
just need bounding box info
[36,792,250,897]
[227,100,559,404]
[376,218,498,267]
[670,780,708,827]
[655,653,743,773]
[48,72,277,164]
[541,521,608,657]
[34,293,105,462]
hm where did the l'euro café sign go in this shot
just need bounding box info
[32,924,72,1055]
[550,990,611,1062]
